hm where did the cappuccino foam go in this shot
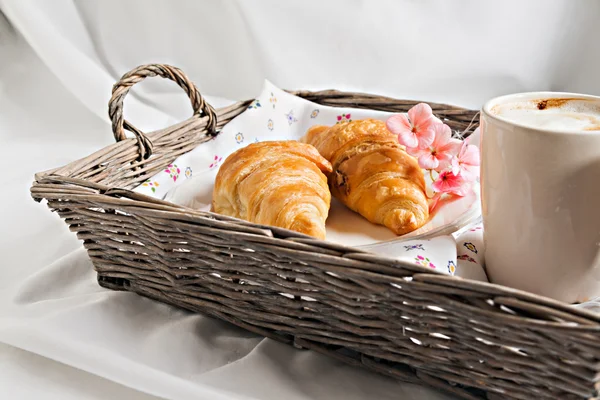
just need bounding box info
[490,98,600,131]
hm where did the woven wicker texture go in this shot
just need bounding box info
[31,64,600,400]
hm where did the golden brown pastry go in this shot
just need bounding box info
[300,119,428,235]
[212,141,332,239]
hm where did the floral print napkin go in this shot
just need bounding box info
[134,80,488,281]
[134,80,393,200]
[454,222,488,281]
[130,83,600,309]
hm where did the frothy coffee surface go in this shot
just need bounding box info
[490,98,600,131]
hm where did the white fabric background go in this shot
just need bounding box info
[1,1,600,399]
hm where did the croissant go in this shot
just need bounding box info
[300,119,429,235]
[212,141,332,239]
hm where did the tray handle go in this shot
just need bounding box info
[108,64,217,160]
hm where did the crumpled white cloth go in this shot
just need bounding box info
[0,25,460,400]
[3,0,600,399]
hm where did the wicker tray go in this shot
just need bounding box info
[31,64,600,400]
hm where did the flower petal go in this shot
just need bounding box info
[432,174,447,193]
[459,165,479,181]
[435,157,452,172]
[461,144,481,166]
[429,192,443,213]
[436,140,462,169]
[418,153,439,170]
[386,114,412,135]
[431,123,452,147]
[451,157,461,176]
[408,103,434,128]
[406,146,427,157]
[416,126,435,149]
[398,131,419,148]
[433,171,466,194]
[441,138,462,154]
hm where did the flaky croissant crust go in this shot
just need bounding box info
[212,141,332,239]
[301,119,429,235]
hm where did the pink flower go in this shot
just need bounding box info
[408,123,461,171]
[432,170,468,196]
[451,139,480,181]
[429,170,471,213]
[386,103,436,149]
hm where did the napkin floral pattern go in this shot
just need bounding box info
[133,80,396,201]
[361,235,460,277]
[131,84,600,311]
[134,80,488,281]
[454,222,488,281]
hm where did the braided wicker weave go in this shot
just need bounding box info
[31,64,600,400]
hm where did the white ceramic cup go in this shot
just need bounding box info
[480,92,600,303]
